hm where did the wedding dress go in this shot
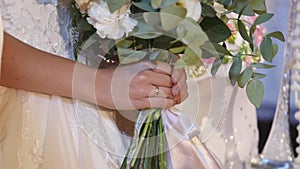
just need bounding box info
[0,0,127,168]
[0,0,258,168]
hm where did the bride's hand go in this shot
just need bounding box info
[95,61,187,110]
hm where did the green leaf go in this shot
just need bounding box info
[178,18,208,45]
[200,16,231,43]
[237,66,253,88]
[157,50,171,62]
[143,12,161,26]
[169,46,186,53]
[238,20,253,45]
[260,36,273,62]
[211,58,222,76]
[173,58,186,68]
[250,62,276,69]
[201,3,217,17]
[132,1,156,12]
[160,6,187,31]
[151,0,162,9]
[160,0,177,8]
[149,50,162,60]
[116,39,133,48]
[253,13,274,26]
[246,79,264,108]
[130,21,163,39]
[183,46,202,66]
[106,0,127,13]
[212,43,232,56]
[250,0,266,12]
[252,73,266,79]
[118,48,148,64]
[272,43,279,57]
[267,31,285,42]
[229,58,242,85]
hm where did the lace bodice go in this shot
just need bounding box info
[0,0,73,59]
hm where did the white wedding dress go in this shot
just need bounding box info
[0,0,259,168]
[0,0,127,168]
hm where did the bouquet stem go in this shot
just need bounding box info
[120,109,168,169]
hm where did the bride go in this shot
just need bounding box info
[0,0,226,168]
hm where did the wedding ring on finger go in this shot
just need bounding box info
[155,86,160,97]
[149,86,160,97]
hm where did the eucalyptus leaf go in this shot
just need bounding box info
[250,0,266,12]
[173,58,186,68]
[253,13,274,26]
[157,50,170,62]
[77,19,93,31]
[149,50,162,60]
[183,46,202,66]
[252,73,266,79]
[116,39,133,48]
[169,46,186,53]
[143,12,161,26]
[130,21,163,39]
[250,62,276,69]
[161,6,187,31]
[201,3,217,17]
[212,43,232,56]
[200,16,231,43]
[106,0,127,13]
[238,20,253,46]
[272,43,279,58]
[151,0,162,9]
[132,1,157,12]
[246,79,264,108]
[211,58,222,76]
[118,48,148,64]
[179,18,209,45]
[237,66,253,88]
[229,58,242,85]
[267,31,285,42]
[260,36,273,62]
[160,0,177,8]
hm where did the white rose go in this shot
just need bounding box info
[178,0,202,22]
[86,1,137,39]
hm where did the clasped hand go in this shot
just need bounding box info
[95,61,188,110]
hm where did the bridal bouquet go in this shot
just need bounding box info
[71,0,284,168]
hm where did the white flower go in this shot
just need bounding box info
[86,1,138,39]
[178,0,202,22]
[213,2,225,17]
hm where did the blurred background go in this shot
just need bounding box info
[257,0,298,154]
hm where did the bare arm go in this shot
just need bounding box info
[0,32,75,97]
[0,33,187,110]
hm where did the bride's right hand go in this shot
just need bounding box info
[95,61,178,110]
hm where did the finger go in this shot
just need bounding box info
[143,70,172,87]
[153,61,172,75]
[172,78,188,97]
[172,83,188,104]
[129,82,173,99]
[174,88,189,104]
[171,68,187,84]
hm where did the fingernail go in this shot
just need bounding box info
[172,85,180,96]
